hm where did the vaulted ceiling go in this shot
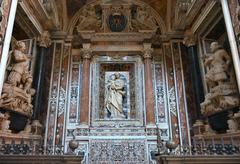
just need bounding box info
[16,0,207,38]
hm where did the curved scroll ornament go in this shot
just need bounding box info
[201,42,239,116]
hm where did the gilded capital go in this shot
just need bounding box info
[143,48,153,58]
[142,43,153,59]
[37,31,52,48]
[81,48,92,59]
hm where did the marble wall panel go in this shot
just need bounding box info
[68,61,82,124]
[55,45,70,146]
[46,42,63,147]
[0,0,12,61]
[172,41,190,145]
[153,61,166,123]
[163,43,179,144]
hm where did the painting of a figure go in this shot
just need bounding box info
[104,72,129,119]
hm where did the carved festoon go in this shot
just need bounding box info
[0,41,35,119]
[201,42,239,116]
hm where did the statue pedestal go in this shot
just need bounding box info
[0,84,35,132]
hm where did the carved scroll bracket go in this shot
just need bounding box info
[37,31,52,48]
[183,29,196,47]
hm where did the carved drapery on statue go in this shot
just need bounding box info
[201,42,239,117]
[104,72,128,119]
[0,40,35,132]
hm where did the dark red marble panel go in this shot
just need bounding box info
[172,42,189,145]
[164,43,179,144]
[55,45,70,145]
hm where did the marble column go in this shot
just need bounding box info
[187,47,204,119]
[32,31,51,120]
[143,43,155,125]
[79,43,92,125]
[183,32,204,119]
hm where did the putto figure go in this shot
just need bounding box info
[0,40,35,130]
[7,41,33,93]
[105,72,126,119]
[204,41,231,89]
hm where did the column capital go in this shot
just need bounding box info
[37,31,52,48]
[183,29,196,47]
[81,43,92,59]
[142,43,153,59]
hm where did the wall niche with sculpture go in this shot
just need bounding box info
[90,55,145,128]
[0,19,42,140]
[195,16,240,136]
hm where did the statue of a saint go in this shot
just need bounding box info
[105,72,126,119]
[201,41,239,117]
[204,42,231,88]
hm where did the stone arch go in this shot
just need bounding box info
[66,0,167,35]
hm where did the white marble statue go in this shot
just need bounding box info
[201,41,239,116]
[105,72,126,119]
[204,41,231,88]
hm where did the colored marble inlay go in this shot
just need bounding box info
[154,62,166,123]
[69,60,82,123]
[55,45,70,146]
[163,44,179,144]
[172,42,189,145]
[46,43,63,146]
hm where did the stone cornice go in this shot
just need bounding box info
[78,30,155,42]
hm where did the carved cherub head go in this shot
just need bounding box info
[16,41,26,52]
[114,72,120,79]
